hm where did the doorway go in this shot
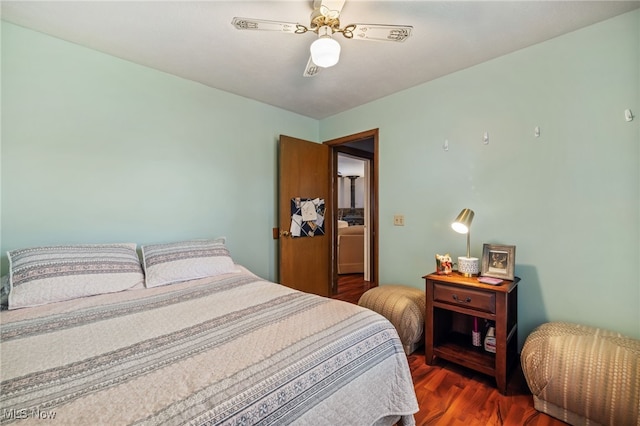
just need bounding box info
[324,129,378,296]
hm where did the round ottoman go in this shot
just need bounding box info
[358,285,426,355]
[521,322,640,426]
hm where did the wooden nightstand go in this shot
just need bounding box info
[424,272,520,394]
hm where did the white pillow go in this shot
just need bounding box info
[141,238,235,288]
[7,243,144,310]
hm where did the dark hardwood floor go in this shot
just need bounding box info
[332,273,566,426]
[332,272,378,304]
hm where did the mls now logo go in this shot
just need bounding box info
[3,408,57,420]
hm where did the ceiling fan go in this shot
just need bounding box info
[231,0,413,77]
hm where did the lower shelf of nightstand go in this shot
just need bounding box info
[432,332,496,377]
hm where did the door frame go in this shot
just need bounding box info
[324,129,378,294]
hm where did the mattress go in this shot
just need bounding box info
[0,267,418,425]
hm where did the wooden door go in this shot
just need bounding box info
[278,135,331,296]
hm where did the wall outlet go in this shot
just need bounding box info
[393,214,405,226]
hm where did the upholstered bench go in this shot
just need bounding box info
[521,322,640,426]
[358,285,425,355]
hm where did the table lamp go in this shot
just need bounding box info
[451,208,479,277]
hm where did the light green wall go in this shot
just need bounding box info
[321,10,640,345]
[2,11,639,347]
[1,21,319,282]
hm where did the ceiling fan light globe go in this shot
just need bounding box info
[310,37,340,68]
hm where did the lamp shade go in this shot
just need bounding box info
[451,209,474,234]
[310,26,340,68]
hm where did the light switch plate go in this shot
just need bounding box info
[393,215,405,226]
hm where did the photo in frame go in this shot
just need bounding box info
[481,244,516,280]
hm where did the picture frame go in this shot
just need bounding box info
[481,244,516,280]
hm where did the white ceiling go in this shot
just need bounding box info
[2,1,638,119]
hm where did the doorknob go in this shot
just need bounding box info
[280,230,291,238]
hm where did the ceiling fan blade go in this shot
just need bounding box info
[303,56,321,77]
[313,0,346,16]
[345,24,413,42]
[231,17,306,34]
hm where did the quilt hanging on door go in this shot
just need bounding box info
[290,197,325,237]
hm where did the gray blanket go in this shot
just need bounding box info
[1,268,418,425]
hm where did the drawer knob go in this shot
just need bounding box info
[452,294,472,303]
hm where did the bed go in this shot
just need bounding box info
[0,240,418,425]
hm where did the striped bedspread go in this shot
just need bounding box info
[0,268,418,425]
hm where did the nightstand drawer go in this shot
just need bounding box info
[433,283,496,313]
